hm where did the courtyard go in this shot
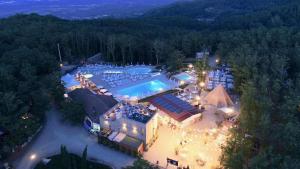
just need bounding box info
[144,107,230,169]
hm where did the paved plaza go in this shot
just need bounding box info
[144,107,230,169]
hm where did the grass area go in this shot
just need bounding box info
[35,154,112,169]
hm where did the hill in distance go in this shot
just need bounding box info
[0,0,183,19]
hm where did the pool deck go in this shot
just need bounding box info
[89,70,177,100]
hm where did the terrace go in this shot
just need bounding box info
[104,102,155,124]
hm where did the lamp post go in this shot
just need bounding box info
[199,82,205,93]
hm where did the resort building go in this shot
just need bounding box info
[69,88,118,134]
[148,93,203,128]
[100,102,158,149]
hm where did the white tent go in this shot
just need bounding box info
[203,85,233,108]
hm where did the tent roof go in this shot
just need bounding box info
[203,85,233,108]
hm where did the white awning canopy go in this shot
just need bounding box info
[108,131,119,141]
[113,133,126,143]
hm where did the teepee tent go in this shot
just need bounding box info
[203,85,233,107]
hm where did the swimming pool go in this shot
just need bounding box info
[117,80,170,98]
[127,67,152,74]
[174,73,193,81]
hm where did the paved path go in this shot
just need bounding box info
[13,109,135,169]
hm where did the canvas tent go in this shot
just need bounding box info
[203,85,233,107]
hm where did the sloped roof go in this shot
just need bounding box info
[69,89,118,123]
[203,84,233,107]
[149,93,200,122]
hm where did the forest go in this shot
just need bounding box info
[0,0,299,168]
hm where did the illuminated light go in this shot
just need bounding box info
[104,121,109,125]
[196,96,200,101]
[63,94,68,98]
[60,63,63,67]
[215,59,219,63]
[188,64,193,68]
[30,154,36,160]
[199,82,205,87]
[202,71,206,75]
[132,126,137,134]
[180,81,185,85]
[122,123,127,130]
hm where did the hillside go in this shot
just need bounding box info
[0,0,181,19]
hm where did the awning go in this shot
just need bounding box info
[108,131,119,141]
[113,133,126,142]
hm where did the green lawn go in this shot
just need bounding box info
[35,154,112,169]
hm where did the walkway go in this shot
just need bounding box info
[13,108,135,169]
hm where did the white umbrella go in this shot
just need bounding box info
[105,92,113,96]
[123,95,130,100]
[97,85,104,89]
[100,89,108,93]
[130,96,139,101]
[148,104,157,111]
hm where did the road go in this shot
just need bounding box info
[13,108,135,169]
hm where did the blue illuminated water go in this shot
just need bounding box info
[175,73,193,81]
[117,80,169,98]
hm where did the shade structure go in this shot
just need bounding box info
[203,85,233,107]
[113,133,126,142]
[97,85,104,89]
[148,104,157,111]
[105,92,113,96]
[100,89,108,93]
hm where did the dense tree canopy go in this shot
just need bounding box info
[0,0,299,168]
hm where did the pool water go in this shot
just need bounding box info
[175,73,193,81]
[117,80,169,98]
[127,67,152,74]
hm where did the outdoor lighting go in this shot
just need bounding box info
[59,63,63,67]
[132,126,137,134]
[200,82,205,87]
[122,123,127,130]
[180,80,185,85]
[215,59,219,63]
[202,71,206,75]
[63,93,68,98]
[188,64,193,68]
[30,154,36,160]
